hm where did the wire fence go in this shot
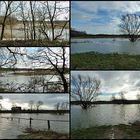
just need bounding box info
[0,116,69,130]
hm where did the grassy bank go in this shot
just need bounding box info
[17,128,69,139]
[71,52,140,69]
[71,121,140,139]
[0,40,69,47]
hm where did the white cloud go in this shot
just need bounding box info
[73,1,140,14]
[71,71,140,100]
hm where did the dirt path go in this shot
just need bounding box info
[104,126,125,139]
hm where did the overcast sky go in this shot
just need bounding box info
[71,71,140,101]
[0,94,69,110]
[72,1,140,34]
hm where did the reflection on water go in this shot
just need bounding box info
[0,71,69,92]
[71,104,140,129]
[0,113,69,139]
[71,38,140,54]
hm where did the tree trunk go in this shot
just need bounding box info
[60,72,68,92]
[30,1,36,40]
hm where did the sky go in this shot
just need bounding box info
[0,1,69,20]
[72,1,140,34]
[0,47,69,69]
[71,71,140,101]
[0,94,69,110]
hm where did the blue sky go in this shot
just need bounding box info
[72,1,140,34]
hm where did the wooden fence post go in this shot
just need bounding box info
[48,120,50,130]
[29,117,32,128]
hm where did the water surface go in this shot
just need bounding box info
[71,38,140,55]
[71,104,140,129]
[0,113,69,139]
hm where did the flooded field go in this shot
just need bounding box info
[71,38,140,55]
[0,71,69,92]
[0,113,69,139]
[71,104,140,129]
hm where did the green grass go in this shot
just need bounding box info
[17,128,69,139]
[71,52,140,69]
[71,125,109,139]
[71,123,140,139]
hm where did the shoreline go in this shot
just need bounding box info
[17,128,69,139]
[71,121,140,139]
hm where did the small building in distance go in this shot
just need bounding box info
[11,106,22,112]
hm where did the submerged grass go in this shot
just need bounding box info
[17,128,69,139]
[71,122,140,139]
[71,52,140,69]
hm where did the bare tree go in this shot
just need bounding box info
[136,93,140,101]
[55,102,60,110]
[36,101,43,111]
[33,47,69,92]
[119,91,127,100]
[55,102,68,110]
[71,74,101,109]
[37,1,69,41]
[0,96,3,110]
[119,14,140,42]
[0,47,26,67]
[29,100,34,110]
[29,1,36,40]
[19,1,28,40]
[111,94,116,101]
[0,1,19,40]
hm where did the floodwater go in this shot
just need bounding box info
[0,113,69,139]
[71,104,140,129]
[3,29,69,41]
[0,71,68,92]
[71,38,140,55]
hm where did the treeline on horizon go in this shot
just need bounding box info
[71,29,140,38]
[0,67,69,72]
[0,109,69,113]
[71,100,140,105]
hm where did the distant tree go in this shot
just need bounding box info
[0,96,3,110]
[55,102,68,110]
[36,101,43,110]
[119,91,126,100]
[71,74,101,109]
[111,95,116,101]
[136,93,140,101]
[119,14,140,42]
[29,100,34,110]
[55,102,60,110]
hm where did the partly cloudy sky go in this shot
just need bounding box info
[71,71,140,101]
[72,1,140,34]
[0,94,69,110]
[0,1,69,20]
[0,47,69,68]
